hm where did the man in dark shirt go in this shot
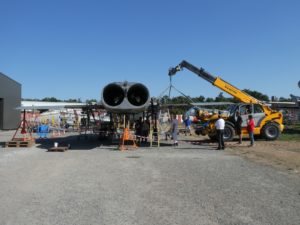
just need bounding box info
[235,111,243,144]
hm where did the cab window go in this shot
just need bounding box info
[239,105,251,115]
[254,104,264,113]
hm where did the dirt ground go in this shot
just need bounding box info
[225,140,300,175]
[180,131,300,175]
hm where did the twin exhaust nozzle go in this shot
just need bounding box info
[101,82,150,113]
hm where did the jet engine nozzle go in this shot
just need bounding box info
[101,82,150,113]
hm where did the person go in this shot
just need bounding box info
[247,114,255,147]
[215,114,225,150]
[183,116,192,136]
[38,122,49,139]
[141,119,150,143]
[135,117,143,143]
[245,105,252,114]
[171,115,179,146]
[235,111,243,144]
[165,118,172,140]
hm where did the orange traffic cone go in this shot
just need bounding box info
[119,128,137,151]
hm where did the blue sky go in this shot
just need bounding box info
[1,0,299,101]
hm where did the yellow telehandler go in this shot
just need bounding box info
[168,60,284,141]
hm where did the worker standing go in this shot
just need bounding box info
[171,115,179,146]
[141,119,150,143]
[183,116,192,136]
[215,114,225,150]
[135,117,143,143]
[38,122,49,139]
[235,111,243,144]
[247,115,255,147]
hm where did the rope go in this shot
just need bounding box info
[168,75,195,104]
[171,85,195,104]
[157,75,195,104]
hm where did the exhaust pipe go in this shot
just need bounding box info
[101,82,150,113]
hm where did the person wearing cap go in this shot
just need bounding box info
[215,113,225,150]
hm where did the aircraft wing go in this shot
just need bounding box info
[191,102,234,106]
[17,101,103,110]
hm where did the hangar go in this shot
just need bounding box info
[0,72,21,130]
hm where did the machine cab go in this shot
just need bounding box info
[237,104,265,128]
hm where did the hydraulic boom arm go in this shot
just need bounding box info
[169,60,284,141]
[169,60,262,105]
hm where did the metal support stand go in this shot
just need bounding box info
[12,110,33,141]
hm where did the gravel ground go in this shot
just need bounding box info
[0,131,300,225]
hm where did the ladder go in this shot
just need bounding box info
[150,125,160,148]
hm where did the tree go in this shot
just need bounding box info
[22,98,41,101]
[65,98,79,103]
[42,97,61,102]
[215,92,227,102]
[171,96,191,104]
[243,89,269,102]
[86,99,98,104]
[278,97,292,102]
[159,95,171,105]
[206,97,214,102]
[192,95,205,102]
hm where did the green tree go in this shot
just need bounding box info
[192,95,205,102]
[206,97,214,102]
[215,92,227,102]
[65,98,79,103]
[22,98,41,101]
[171,96,191,104]
[279,97,292,102]
[159,95,171,105]
[243,89,269,101]
[42,97,61,102]
[86,99,98,104]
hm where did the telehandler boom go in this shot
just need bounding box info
[169,60,284,141]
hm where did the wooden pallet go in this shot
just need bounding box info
[48,146,69,152]
[5,140,35,148]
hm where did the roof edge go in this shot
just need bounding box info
[0,72,22,86]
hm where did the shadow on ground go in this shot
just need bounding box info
[36,135,118,150]
[35,134,175,151]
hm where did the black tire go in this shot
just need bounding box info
[262,123,280,140]
[224,124,235,142]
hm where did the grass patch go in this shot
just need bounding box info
[279,124,300,141]
[279,133,300,141]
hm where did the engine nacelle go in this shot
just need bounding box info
[101,82,150,113]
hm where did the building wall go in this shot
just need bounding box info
[0,73,21,129]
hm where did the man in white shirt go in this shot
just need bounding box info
[215,114,225,150]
